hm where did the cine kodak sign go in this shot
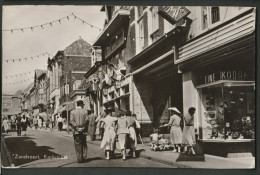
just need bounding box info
[158,6,190,25]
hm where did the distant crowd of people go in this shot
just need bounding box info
[2,115,30,136]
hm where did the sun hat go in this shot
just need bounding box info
[168,107,181,114]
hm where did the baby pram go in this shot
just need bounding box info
[150,126,173,151]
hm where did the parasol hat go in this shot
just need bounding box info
[168,107,181,114]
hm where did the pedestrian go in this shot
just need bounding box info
[38,116,43,129]
[132,114,142,144]
[2,117,10,134]
[69,100,89,163]
[126,111,137,158]
[33,116,38,129]
[182,107,196,155]
[94,113,102,140]
[57,116,63,131]
[16,115,22,136]
[21,115,28,136]
[100,107,117,160]
[99,113,106,140]
[116,110,129,160]
[164,107,183,152]
[88,109,97,141]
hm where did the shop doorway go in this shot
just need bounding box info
[152,74,183,129]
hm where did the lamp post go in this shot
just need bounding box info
[65,74,69,134]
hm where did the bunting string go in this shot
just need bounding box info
[3,52,51,63]
[3,76,34,86]
[4,71,33,79]
[2,13,102,33]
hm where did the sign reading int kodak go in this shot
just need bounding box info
[158,6,191,25]
[204,70,249,84]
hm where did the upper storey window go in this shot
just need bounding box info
[201,7,220,30]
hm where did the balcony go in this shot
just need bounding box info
[93,8,130,47]
[177,8,255,64]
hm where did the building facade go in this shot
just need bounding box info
[175,7,255,156]
[87,6,255,157]
[86,6,132,117]
[2,94,14,118]
[47,38,92,118]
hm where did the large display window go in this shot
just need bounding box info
[198,81,255,140]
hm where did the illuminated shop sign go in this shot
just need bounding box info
[158,6,190,25]
[204,70,249,84]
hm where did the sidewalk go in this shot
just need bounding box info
[36,128,255,168]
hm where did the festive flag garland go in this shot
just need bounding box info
[3,52,51,63]
[2,13,102,33]
[4,71,33,79]
[3,77,34,86]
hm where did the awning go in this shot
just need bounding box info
[196,80,255,89]
[93,9,130,46]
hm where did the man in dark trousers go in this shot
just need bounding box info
[15,115,22,136]
[70,100,89,163]
[88,109,97,141]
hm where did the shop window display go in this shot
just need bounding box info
[200,85,255,140]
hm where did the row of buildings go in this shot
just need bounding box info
[14,6,255,157]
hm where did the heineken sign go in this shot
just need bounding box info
[158,6,190,25]
[204,70,249,84]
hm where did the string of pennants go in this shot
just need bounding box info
[3,76,34,86]
[3,52,51,63]
[2,13,102,33]
[4,71,33,79]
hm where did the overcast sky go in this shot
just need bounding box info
[2,5,106,94]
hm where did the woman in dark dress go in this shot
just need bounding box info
[21,115,28,136]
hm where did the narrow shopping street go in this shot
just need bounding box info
[2,129,173,168]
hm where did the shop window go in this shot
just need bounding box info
[199,84,255,140]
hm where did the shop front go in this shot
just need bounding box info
[130,49,183,136]
[180,53,255,157]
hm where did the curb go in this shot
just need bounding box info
[1,136,16,168]
[138,153,192,168]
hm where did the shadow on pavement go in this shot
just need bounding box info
[85,157,103,162]
[4,136,62,166]
[176,153,205,162]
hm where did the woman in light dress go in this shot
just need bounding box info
[182,107,196,155]
[164,107,183,152]
[126,111,137,158]
[3,117,10,134]
[100,108,118,160]
[116,110,129,160]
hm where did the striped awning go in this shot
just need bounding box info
[82,96,91,111]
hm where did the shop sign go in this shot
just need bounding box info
[204,70,249,84]
[158,6,190,25]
